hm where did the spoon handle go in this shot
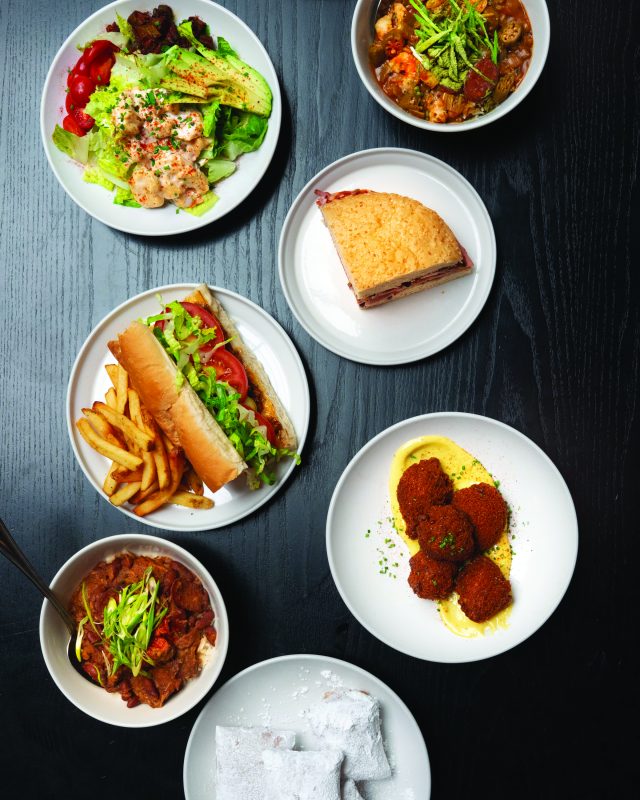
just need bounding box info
[0,516,76,636]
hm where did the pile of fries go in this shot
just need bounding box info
[76,363,214,517]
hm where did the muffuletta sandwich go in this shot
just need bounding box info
[316,189,473,308]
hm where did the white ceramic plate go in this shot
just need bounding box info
[67,284,309,531]
[41,0,281,235]
[326,413,578,663]
[183,654,431,800]
[40,532,229,727]
[278,148,496,365]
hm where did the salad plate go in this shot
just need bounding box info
[278,148,496,365]
[326,413,578,663]
[67,284,309,532]
[41,0,281,235]
[183,654,431,800]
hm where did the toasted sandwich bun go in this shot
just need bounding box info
[317,191,473,307]
[107,286,297,494]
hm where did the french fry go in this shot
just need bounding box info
[82,408,125,448]
[76,418,142,470]
[93,402,154,452]
[116,364,128,414]
[127,388,142,428]
[131,481,159,504]
[151,430,170,490]
[105,363,118,387]
[134,451,184,516]
[184,469,204,496]
[110,481,142,507]
[105,387,117,409]
[140,451,156,491]
[112,466,144,482]
[169,490,214,510]
[103,462,119,496]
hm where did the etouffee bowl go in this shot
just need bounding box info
[39,533,229,727]
[351,0,550,132]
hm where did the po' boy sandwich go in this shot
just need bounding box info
[315,190,473,309]
[108,285,298,494]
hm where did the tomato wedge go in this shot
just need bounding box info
[62,114,87,136]
[71,107,95,131]
[90,53,116,85]
[243,406,277,446]
[204,348,248,400]
[69,73,96,105]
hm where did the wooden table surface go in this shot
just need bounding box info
[0,1,636,797]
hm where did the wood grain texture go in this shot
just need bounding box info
[0,0,638,797]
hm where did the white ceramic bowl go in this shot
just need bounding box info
[40,0,281,234]
[351,0,550,132]
[39,533,229,727]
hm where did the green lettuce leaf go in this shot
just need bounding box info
[205,160,236,184]
[52,124,90,163]
[83,167,114,190]
[183,191,219,216]
[113,187,141,207]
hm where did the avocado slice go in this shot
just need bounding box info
[171,22,272,117]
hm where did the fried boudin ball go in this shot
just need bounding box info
[416,505,475,562]
[397,458,453,539]
[455,555,512,623]
[408,551,457,600]
[452,482,508,551]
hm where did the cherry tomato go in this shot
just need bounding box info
[83,39,118,64]
[205,348,248,400]
[65,93,78,113]
[71,107,95,131]
[69,73,96,105]
[90,53,116,85]
[463,57,499,102]
[66,58,89,87]
[62,114,87,136]
[243,406,277,446]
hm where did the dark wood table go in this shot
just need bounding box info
[0,1,636,797]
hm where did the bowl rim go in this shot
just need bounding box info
[350,0,550,132]
[39,532,229,727]
[39,0,282,235]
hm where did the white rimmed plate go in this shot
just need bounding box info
[67,284,309,531]
[183,654,431,799]
[41,0,281,235]
[278,148,496,365]
[326,413,578,663]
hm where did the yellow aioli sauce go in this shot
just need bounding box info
[389,435,512,638]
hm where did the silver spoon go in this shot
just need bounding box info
[0,515,98,685]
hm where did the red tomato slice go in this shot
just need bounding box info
[69,73,96,105]
[71,107,95,131]
[204,348,248,400]
[180,302,225,345]
[243,406,277,446]
[90,54,115,85]
[83,39,118,64]
[62,114,87,136]
[155,303,226,348]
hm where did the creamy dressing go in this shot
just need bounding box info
[389,435,512,637]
